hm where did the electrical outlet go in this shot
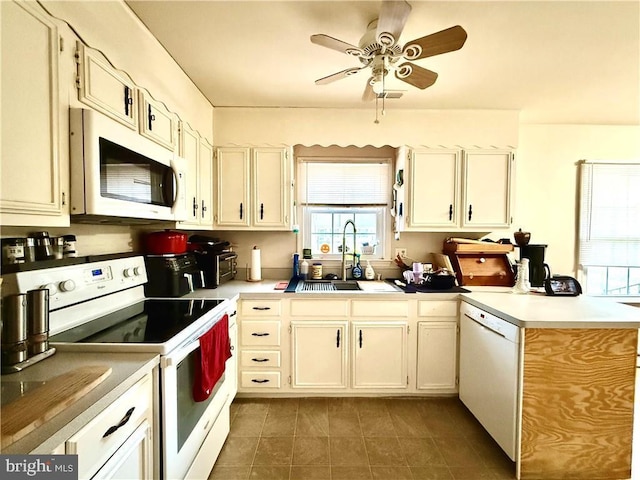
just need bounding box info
[395,248,407,258]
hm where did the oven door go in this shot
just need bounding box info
[160,321,230,480]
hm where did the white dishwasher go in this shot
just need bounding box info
[459,301,521,461]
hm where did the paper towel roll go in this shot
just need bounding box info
[249,246,262,281]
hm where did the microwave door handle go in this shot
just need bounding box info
[199,270,205,287]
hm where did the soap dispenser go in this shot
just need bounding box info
[365,260,375,280]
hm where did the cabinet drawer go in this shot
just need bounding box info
[417,300,458,317]
[241,350,281,368]
[241,371,281,388]
[66,374,152,480]
[241,320,281,346]
[241,300,282,317]
[351,300,408,317]
[290,299,349,317]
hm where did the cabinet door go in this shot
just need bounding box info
[227,321,238,400]
[352,322,408,389]
[76,43,137,129]
[215,147,250,227]
[407,149,460,229]
[462,150,514,228]
[178,122,200,225]
[291,321,348,389]
[1,1,68,225]
[92,421,152,480]
[416,322,458,391]
[198,138,214,226]
[252,147,291,229]
[138,90,177,151]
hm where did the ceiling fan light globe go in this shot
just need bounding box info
[377,32,395,47]
[371,79,384,95]
[403,44,422,60]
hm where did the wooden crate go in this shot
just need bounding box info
[443,241,515,286]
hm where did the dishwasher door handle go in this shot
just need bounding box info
[463,313,507,339]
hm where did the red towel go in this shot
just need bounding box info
[193,314,231,402]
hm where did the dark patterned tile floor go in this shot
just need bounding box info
[209,397,516,480]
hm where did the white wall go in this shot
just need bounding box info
[514,124,640,277]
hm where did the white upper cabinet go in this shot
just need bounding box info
[75,43,137,130]
[406,149,461,230]
[1,0,69,226]
[404,147,514,231]
[252,147,291,229]
[215,146,292,230]
[138,90,178,151]
[215,147,251,228]
[462,149,514,228]
[177,123,213,229]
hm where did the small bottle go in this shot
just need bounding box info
[365,260,375,280]
[292,253,300,279]
[352,254,363,279]
[300,258,309,280]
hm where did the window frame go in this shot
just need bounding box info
[577,160,640,297]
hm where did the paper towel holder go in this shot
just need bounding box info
[247,245,262,282]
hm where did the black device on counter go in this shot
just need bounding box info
[544,276,582,296]
[187,235,237,288]
[143,253,205,297]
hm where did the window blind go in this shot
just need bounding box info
[300,159,390,206]
[578,162,640,267]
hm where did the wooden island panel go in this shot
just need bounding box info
[520,328,638,480]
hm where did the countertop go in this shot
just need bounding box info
[184,280,640,329]
[0,351,159,454]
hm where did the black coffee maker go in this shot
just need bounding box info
[519,244,551,287]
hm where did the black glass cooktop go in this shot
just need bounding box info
[50,299,225,344]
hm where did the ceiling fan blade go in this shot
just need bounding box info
[310,34,364,56]
[403,25,467,60]
[362,79,376,102]
[394,63,438,89]
[315,67,365,85]
[376,0,412,47]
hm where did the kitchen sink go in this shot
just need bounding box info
[295,280,361,292]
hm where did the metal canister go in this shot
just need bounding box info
[32,231,54,260]
[1,294,28,365]
[2,238,26,265]
[51,236,64,259]
[24,237,36,262]
[27,288,50,355]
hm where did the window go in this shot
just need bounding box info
[578,161,640,296]
[298,157,391,260]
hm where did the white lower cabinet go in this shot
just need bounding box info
[66,373,154,480]
[352,322,408,389]
[416,322,458,391]
[291,321,348,389]
[238,296,459,395]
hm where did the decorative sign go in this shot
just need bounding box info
[320,244,330,254]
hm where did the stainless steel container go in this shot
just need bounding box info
[32,231,54,260]
[1,294,28,365]
[27,288,49,355]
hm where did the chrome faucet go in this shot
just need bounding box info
[341,220,357,281]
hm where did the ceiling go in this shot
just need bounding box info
[125,1,640,125]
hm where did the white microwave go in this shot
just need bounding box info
[69,108,187,222]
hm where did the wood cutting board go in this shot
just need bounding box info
[1,365,112,449]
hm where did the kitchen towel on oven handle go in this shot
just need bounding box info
[193,314,231,402]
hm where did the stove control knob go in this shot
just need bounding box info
[123,267,137,278]
[59,279,76,292]
[40,283,58,295]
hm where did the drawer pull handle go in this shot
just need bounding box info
[103,407,135,438]
[251,332,270,337]
[252,306,271,311]
[251,379,270,384]
[252,357,269,362]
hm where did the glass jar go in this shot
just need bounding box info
[311,263,323,280]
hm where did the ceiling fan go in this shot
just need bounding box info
[311,0,467,102]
